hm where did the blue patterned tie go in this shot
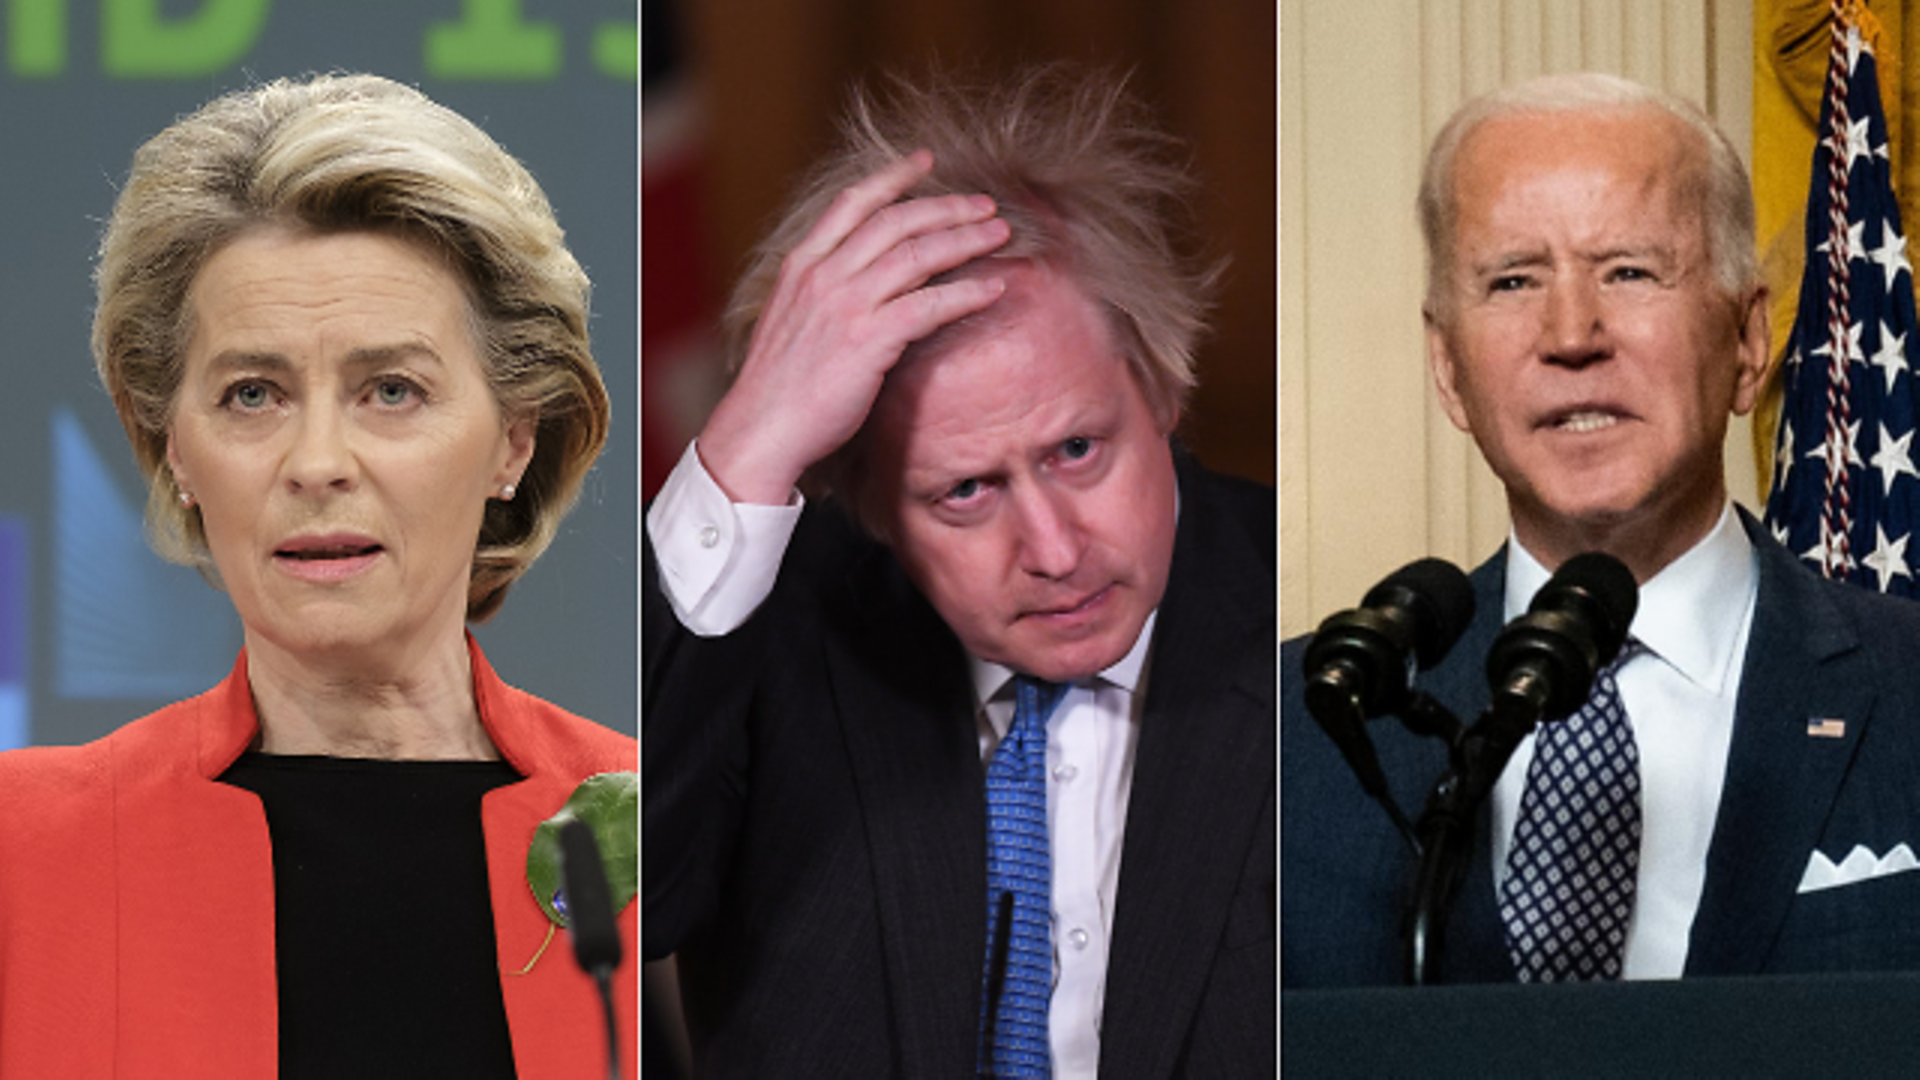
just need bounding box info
[979,676,1066,1077]
[1500,642,1643,982]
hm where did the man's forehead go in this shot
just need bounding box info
[1451,108,1704,241]
[1456,105,1694,192]
[900,261,1046,370]
[873,267,1126,450]
[1466,101,1684,147]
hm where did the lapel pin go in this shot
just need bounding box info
[1807,717,1847,739]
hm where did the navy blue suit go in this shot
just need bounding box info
[647,453,1275,1076]
[1283,510,1920,987]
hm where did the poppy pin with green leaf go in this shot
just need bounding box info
[512,771,637,973]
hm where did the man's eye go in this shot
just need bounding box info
[1061,436,1093,460]
[946,478,981,502]
[1489,274,1530,292]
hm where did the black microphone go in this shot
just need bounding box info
[1305,558,1477,721]
[560,819,624,1080]
[1303,558,1476,792]
[982,890,1015,1065]
[561,818,623,974]
[1483,551,1639,741]
[1402,551,1637,984]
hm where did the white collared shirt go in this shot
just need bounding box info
[647,441,1137,1075]
[1492,503,1759,978]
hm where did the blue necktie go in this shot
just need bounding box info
[1500,642,1643,982]
[979,676,1066,1077]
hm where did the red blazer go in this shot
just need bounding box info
[0,639,637,1079]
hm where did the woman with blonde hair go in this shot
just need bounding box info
[0,73,633,1077]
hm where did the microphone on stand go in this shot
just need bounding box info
[1302,558,1475,847]
[980,890,1015,1072]
[560,819,624,1080]
[1477,551,1640,759]
[1403,550,1639,985]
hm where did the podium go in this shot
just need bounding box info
[1283,972,1920,1075]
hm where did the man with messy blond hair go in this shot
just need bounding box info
[646,65,1273,1075]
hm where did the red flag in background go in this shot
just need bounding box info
[641,0,725,500]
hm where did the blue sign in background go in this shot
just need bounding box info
[0,0,637,747]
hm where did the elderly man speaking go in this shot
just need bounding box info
[1283,72,1920,987]
[644,67,1274,1076]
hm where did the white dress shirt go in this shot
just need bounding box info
[646,440,1139,1076]
[1491,503,1759,978]
[645,442,804,637]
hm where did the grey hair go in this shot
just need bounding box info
[1417,71,1757,319]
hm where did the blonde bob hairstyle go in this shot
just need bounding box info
[93,73,608,622]
[723,63,1220,514]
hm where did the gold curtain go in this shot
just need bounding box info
[679,0,1276,484]
[1752,0,1919,497]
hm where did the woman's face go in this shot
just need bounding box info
[167,227,533,671]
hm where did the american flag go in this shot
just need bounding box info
[1806,717,1848,739]
[1764,10,1920,596]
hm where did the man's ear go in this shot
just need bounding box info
[1729,285,1773,418]
[1425,307,1474,434]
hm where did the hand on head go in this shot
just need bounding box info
[697,150,1012,505]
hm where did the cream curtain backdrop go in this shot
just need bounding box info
[1281,0,1758,636]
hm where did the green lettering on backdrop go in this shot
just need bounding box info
[592,19,634,81]
[9,0,67,76]
[426,0,558,80]
[6,1,634,82]
[103,0,268,77]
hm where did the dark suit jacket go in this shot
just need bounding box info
[1282,510,1920,987]
[645,453,1275,1077]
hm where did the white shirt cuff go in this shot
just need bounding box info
[644,440,804,637]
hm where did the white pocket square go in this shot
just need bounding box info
[1796,843,1920,894]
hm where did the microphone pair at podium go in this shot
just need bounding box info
[1303,550,1640,827]
[1301,550,1639,983]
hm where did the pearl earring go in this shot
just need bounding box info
[178,491,194,508]
[500,483,516,501]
